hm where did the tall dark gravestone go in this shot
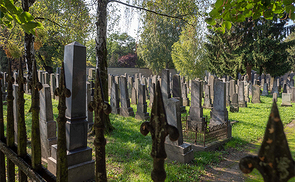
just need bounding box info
[172,74,186,113]
[110,76,120,114]
[119,76,134,117]
[39,84,57,161]
[135,84,149,120]
[48,42,94,182]
[187,80,205,131]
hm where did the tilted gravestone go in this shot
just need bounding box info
[261,83,269,96]
[281,93,292,107]
[187,80,205,131]
[252,85,261,103]
[165,98,194,163]
[110,76,120,114]
[210,80,228,126]
[119,76,134,117]
[203,84,213,109]
[39,84,57,161]
[238,81,247,107]
[48,42,94,182]
[230,93,239,112]
[135,84,149,120]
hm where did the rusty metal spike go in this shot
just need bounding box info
[140,80,179,182]
[239,101,295,182]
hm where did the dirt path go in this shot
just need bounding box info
[199,120,295,182]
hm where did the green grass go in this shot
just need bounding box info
[2,90,295,181]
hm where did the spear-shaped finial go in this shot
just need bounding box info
[140,81,179,182]
[239,101,295,182]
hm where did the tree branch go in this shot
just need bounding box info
[34,17,61,27]
[108,0,190,20]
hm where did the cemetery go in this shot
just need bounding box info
[1,0,295,182]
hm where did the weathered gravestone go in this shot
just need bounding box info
[261,83,269,96]
[119,76,134,117]
[110,76,120,114]
[161,69,171,106]
[48,42,94,182]
[281,93,292,107]
[203,84,213,109]
[229,80,236,101]
[292,87,295,103]
[225,81,230,106]
[230,93,239,112]
[244,82,250,102]
[210,80,228,126]
[273,92,278,102]
[238,81,247,107]
[149,83,155,108]
[131,87,137,105]
[182,83,190,106]
[252,85,261,103]
[165,98,194,163]
[50,73,56,99]
[39,84,57,161]
[135,84,149,120]
[108,74,112,96]
[187,80,205,131]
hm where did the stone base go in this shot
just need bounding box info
[230,105,239,112]
[120,107,134,117]
[48,145,95,182]
[135,112,149,121]
[251,99,261,103]
[187,117,205,131]
[165,143,194,164]
[281,103,293,107]
[191,138,232,152]
[183,98,190,106]
[238,101,247,107]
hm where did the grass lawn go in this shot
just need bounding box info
[2,90,295,181]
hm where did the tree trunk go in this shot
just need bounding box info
[246,63,252,82]
[96,0,115,133]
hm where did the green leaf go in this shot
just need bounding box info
[215,0,224,9]
[19,12,34,23]
[205,18,216,26]
[216,27,225,34]
[209,8,219,17]
[223,21,232,30]
[246,3,254,9]
[21,21,43,34]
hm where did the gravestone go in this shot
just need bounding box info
[270,77,274,92]
[229,80,236,101]
[108,74,112,97]
[39,84,57,161]
[283,84,287,93]
[88,68,95,81]
[209,75,215,101]
[187,80,205,131]
[226,81,230,106]
[292,87,295,103]
[131,87,137,105]
[37,70,43,84]
[134,78,140,99]
[281,93,292,107]
[252,85,261,103]
[114,76,120,100]
[261,83,269,96]
[149,83,155,108]
[230,93,239,112]
[43,72,49,84]
[50,73,56,99]
[165,98,194,164]
[172,74,186,113]
[135,84,149,120]
[110,76,120,114]
[161,69,171,108]
[238,81,247,107]
[182,83,190,106]
[48,42,94,182]
[210,80,228,126]
[128,76,133,97]
[273,92,278,102]
[203,84,213,109]
[86,82,93,128]
[119,76,134,117]
[13,84,18,142]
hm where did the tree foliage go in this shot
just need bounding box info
[205,16,295,78]
[137,0,197,75]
